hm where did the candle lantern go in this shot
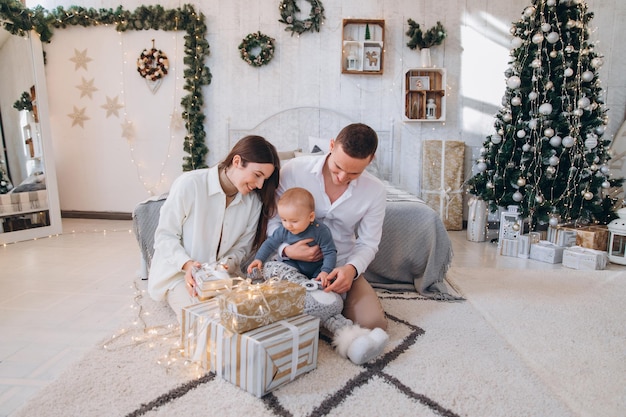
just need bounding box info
[607,208,626,265]
[426,98,437,119]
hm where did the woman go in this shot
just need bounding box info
[148,135,280,322]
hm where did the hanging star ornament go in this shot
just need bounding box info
[121,119,136,141]
[67,106,90,128]
[76,77,98,99]
[101,96,124,118]
[70,48,93,71]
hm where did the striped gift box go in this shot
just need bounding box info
[182,300,319,397]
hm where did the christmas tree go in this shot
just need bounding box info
[467,0,622,228]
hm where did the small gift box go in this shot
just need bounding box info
[192,263,233,301]
[217,279,305,333]
[182,299,319,397]
[499,238,519,257]
[529,240,565,264]
[575,225,609,251]
[547,225,577,247]
[562,246,608,270]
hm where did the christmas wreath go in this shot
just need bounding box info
[278,0,325,36]
[137,46,169,81]
[239,32,276,67]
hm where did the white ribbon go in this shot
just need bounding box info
[278,320,300,381]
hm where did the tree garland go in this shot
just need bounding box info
[278,0,325,36]
[405,19,447,50]
[239,32,275,67]
[0,1,211,171]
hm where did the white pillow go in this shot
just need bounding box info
[277,149,301,160]
[308,136,331,153]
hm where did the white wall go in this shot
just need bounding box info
[29,0,626,213]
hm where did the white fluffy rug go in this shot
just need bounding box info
[11,269,625,417]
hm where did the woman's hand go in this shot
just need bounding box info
[324,264,358,294]
[284,238,322,262]
[182,260,201,297]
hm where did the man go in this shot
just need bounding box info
[270,123,387,330]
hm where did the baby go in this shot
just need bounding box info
[248,187,388,365]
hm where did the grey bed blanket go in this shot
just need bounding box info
[132,190,460,300]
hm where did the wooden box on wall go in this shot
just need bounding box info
[341,19,384,75]
[404,68,446,121]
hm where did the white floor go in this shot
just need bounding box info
[0,219,621,416]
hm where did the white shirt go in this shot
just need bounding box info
[148,166,262,301]
[270,154,386,275]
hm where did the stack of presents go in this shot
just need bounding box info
[182,265,319,397]
[494,206,609,270]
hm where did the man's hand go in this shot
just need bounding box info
[283,238,322,262]
[182,260,201,297]
[324,264,358,294]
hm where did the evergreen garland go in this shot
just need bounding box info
[0,1,211,171]
[13,91,34,112]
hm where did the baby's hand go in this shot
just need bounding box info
[315,271,330,288]
[247,260,263,274]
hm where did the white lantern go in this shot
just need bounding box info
[498,205,522,249]
[608,208,626,265]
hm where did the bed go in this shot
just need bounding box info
[133,107,459,300]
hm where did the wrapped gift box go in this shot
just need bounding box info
[562,246,608,270]
[192,264,233,301]
[499,238,519,257]
[529,240,565,264]
[182,300,319,397]
[217,279,305,333]
[575,225,609,251]
[547,225,577,247]
[421,140,465,231]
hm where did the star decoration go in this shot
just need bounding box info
[67,106,90,128]
[121,119,136,141]
[170,109,184,130]
[70,48,93,71]
[101,96,124,118]
[76,77,98,99]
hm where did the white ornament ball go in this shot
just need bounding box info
[549,155,560,166]
[535,195,544,203]
[545,81,554,90]
[524,6,536,17]
[602,181,611,189]
[546,32,560,44]
[498,129,505,136]
[517,130,527,138]
[517,177,527,187]
[528,119,538,129]
[546,166,556,175]
[511,37,524,48]
[581,70,594,82]
[595,125,605,135]
[491,135,502,145]
[512,191,523,202]
[549,217,559,227]
[549,50,558,58]
[541,23,552,32]
[573,108,583,117]
[564,67,574,77]
[547,0,556,6]
[522,143,531,152]
[528,91,538,101]
[585,135,598,149]
[591,57,603,68]
[531,58,542,68]
[539,103,553,115]
[486,181,494,189]
[590,164,598,172]
[476,162,487,172]
[532,33,544,45]
[507,75,522,89]
[600,165,610,174]
[565,45,574,54]
[562,135,575,148]
[511,96,522,106]
[512,223,521,232]
[502,113,512,122]
[544,128,555,138]
[583,191,593,200]
[549,136,562,147]
[577,97,591,109]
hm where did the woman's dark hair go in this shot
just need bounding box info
[219,135,280,250]
[334,123,378,159]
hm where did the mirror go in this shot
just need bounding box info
[0,28,61,244]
